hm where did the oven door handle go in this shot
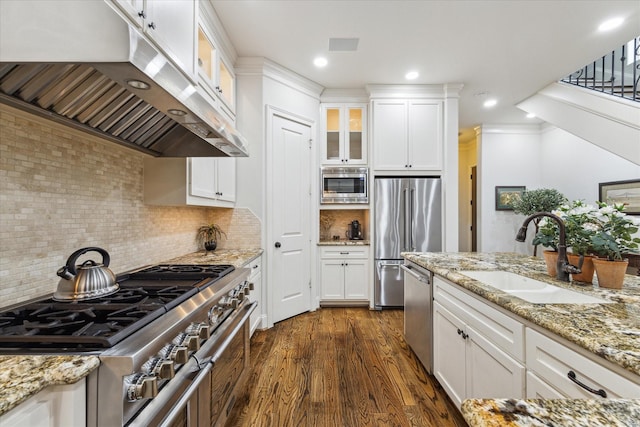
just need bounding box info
[129,301,257,427]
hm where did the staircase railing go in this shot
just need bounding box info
[561,36,639,102]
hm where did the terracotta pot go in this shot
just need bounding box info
[567,253,595,284]
[592,258,628,289]
[542,250,558,277]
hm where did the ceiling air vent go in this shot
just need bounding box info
[328,38,359,52]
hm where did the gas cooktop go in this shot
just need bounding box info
[0,263,236,350]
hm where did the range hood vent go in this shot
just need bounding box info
[0,2,248,158]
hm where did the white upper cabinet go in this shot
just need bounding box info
[144,157,236,207]
[197,24,236,121]
[110,0,197,81]
[321,104,367,165]
[372,99,443,172]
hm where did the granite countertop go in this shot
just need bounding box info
[402,252,640,376]
[0,248,263,417]
[163,248,263,268]
[461,398,640,427]
[318,239,370,246]
[0,355,100,416]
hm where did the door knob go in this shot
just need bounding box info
[275,242,281,248]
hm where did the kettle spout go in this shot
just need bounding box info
[57,265,75,280]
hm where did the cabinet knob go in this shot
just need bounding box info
[148,22,156,30]
[275,242,281,248]
[138,10,146,19]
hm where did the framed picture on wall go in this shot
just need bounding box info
[599,179,640,215]
[495,186,526,211]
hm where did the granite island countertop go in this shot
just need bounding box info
[0,248,263,417]
[461,398,640,427]
[402,252,640,427]
[0,355,100,416]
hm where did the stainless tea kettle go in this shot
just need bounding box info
[54,247,119,301]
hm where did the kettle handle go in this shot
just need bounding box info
[63,247,111,276]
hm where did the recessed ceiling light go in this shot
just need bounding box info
[405,71,419,80]
[483,98,497,108]
[526,113,536,119]
[314,57,328,67]
[126,79,150,90]
[598,17,624,32]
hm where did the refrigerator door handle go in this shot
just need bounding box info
[403,187,411,252]
[409,187,415,251]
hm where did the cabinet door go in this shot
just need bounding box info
[407,101,442,171]
[324,107,342,163]
[466,326,525,400]
[111,0,144,26]
[433,301,467,408]
[190,158,217,199]
[145,0,197,80]
[216,158,236,203]
[526,371,566,398]
[343,258,368,299]
[372,101,408,170]
[345,106,366,164]
[321,259,345,300]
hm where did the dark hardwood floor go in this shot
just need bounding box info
[225,307,468,427]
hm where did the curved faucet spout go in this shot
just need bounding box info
[514,212,578,282]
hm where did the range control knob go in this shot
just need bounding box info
[220,296,239,309]
[186,322,210,340]
[125,373,158,401]
[248,281,255,291]
[208,305,224,325]
[175,332,200,351]
[143,357,175,380]
[161,344,189,365]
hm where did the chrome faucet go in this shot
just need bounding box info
[515,212,581,282]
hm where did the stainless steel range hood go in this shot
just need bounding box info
[0,1,248,158]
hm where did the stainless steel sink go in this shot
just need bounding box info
[458,270,611,304]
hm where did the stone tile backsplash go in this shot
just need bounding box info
[0,104,260,308]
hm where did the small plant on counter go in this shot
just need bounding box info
[512,188,566,256]
[196,223,227,251]
[588,202,640,261]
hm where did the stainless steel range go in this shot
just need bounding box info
[0,259,256,427]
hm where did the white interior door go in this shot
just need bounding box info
[270,112,312,324]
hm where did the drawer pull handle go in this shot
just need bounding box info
[567,371,607,398]
[340,252,349,255]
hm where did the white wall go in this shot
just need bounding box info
[540,126,640,203]
[477,124,640,256]
[477,125,543,255]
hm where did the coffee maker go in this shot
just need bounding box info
[346,220,363,240]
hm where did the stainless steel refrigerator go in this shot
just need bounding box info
[374,177,442,308]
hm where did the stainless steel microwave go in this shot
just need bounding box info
[320,167,368,204]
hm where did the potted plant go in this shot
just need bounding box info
[196,223,227,252]
[556,200,598,283]
[588,202,640,289]
[533,217,560,277]
[512,188,566,256]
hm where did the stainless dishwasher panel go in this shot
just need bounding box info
[401,262,433,373]
[375,260,405,308]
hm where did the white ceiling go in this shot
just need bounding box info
[211,1,640,140]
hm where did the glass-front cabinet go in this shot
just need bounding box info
[322,104,367,165]
[197,25,235,118]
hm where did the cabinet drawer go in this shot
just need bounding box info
[526,328,640,398]
[434,276,524,361]
[319,247,368,259]
[248,257,262,279]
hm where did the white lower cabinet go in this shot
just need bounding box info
[526,328,640,399]
[0,380,86,427]
[319,247,369,303]
[433,300,525,409]
[432,273,640,409]
[247,256,262,336]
